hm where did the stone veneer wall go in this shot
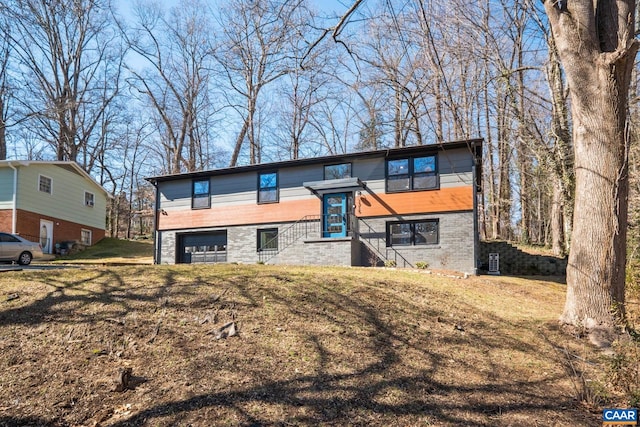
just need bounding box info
[356,211,476,274]
[478,241,567,275]
[158,210,477,274]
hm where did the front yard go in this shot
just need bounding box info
[0,264,635,426]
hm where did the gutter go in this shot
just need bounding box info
[7,162,17,233]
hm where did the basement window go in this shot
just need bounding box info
[387,220,439,246]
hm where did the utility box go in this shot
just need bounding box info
[488,253,500,275]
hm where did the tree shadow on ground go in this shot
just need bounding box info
[0,266,600,426]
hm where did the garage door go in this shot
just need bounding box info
[178,231,227,264]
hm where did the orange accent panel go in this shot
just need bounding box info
[356,186,473,217]
[158,198,320,230]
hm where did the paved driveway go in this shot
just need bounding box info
[0,263,84,272]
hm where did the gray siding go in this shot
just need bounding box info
[158,147,474,213]
[0,168,15,208]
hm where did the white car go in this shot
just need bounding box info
[0,233,44,265]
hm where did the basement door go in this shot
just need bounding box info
[39,220,53,254]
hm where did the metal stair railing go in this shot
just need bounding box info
[357,218,414,268]
[258,215,321,263]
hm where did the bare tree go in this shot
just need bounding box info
[545,33,573,256]
[125,0,217,174]
[215,0,306,166]
[0,18,10,160]
[544,0,638,339]
[5,0,123,167]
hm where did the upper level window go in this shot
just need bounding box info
[39,175,52,194]
[192,178,211,209]
[386,155,438,192]
[387,219,439,246]
[84,191,95,207]
[258,171,278,203]
[324,163,351,180]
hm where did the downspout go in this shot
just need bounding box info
[472,142,481,275]
[152,179,160,265]
[8,162,17,234]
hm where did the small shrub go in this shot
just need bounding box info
[384,260,397,268]
[609,338,640,406]
[415,261,429,269]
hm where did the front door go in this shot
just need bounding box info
[323,193,347,238]
[39,220,53,254]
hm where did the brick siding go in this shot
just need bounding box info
[0,208,105,246]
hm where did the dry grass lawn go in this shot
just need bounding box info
[0,265,620,426]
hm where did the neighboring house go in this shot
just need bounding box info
[0,161,109,253]
[146,139,483,274]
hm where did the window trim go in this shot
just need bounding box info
[81,228,92,246]
[191,178,211,209]
[257,227,279,252]
[257,171,279,204]
[84,191,95,207]
[38,174,52,194]
[323,162,352,180]
[385,154,438,193]
[386,219,439,247]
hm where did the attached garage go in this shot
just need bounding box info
[178,231,227,264]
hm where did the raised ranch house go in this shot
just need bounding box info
[146,139,483,274]
[0,161,109,254]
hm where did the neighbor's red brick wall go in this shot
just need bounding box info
[12,209,105,245]
[0,210,13,232]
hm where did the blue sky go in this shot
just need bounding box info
[115,0,355,19]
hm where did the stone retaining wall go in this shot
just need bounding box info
[479,241,567,276]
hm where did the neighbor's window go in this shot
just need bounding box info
[324,163,351,180]
[386,155,437,192]
[81,229,92,246]
[257,228,278,252]
[192,178,211,209]
[387,220,438,246]
[258,171,278,203]
[39,175,52,194]
[84,191,95,207]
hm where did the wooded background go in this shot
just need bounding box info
[0,0,637,260]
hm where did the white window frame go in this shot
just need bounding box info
[38,174,52,194]
[84,191,95,207]
[81,229,92,246]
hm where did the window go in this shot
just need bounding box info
[324,163,351,180]
[387,220,438,246]
[0,233,20,243]
[257,228,278,252]
[39,175,52,194]
[84,191,95,207]
[192,178,211,209]
[81,229,92,246]
[386,155,437,192]
[258,172,278,203]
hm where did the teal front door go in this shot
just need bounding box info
[323,193,347,238]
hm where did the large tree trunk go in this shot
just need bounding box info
[562,81,630,330]
[545,0,638,339]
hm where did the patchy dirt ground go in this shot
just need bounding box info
[0,265,609,426]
